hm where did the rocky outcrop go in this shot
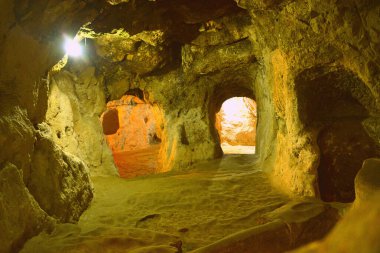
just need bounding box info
[1,0,380,252]
[291,158,380,253]
[28,127,93,223]
[46,68,117,176]
[0,0,104,250]
[0,163,53,253]
[354,158,380,204]
[251,1,380,197]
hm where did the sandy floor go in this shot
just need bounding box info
[21,154,289,253]
[112,145,160,178]
[221,144,256,154]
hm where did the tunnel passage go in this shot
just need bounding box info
[216,97,257,154]
[101,94,162,178]
[210,83,256,156]
[296,68,379,202]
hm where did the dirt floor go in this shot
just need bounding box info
[21,154,290,253]
[113,145,161,178]
[221,144,256,154]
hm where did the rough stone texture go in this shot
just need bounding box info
[103,95,161,152]
[100,95,162,178]
[317,121,377,202]
[0,0,104,250]
[77,9,258,173]
[70,0,380,200]
[28,128,94,223]
[46,68,117,176]
[254,1,380,198]
[354,158,380,204]
[32,0,380,193]
[0,105,35,184]
[294,68,379,202]
[0,163,53,253]
[291,160,380,253]
[1,0,380,252]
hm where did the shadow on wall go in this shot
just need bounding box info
[215,97,257,155]
[101,95,162,178]
[295,67,379,202]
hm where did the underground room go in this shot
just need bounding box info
[1,1,380,253]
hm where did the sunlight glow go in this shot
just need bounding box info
[64,37,82,57]
[216,97,257,154]
[221,97,252,123]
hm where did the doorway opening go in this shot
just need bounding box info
[101,94,162,178]
[215,97,257,154]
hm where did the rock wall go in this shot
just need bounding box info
[11,0,380,195]
[291,159,380,253]
[0,0,104,251]
[1,0,380,251]
[84,6,259,172]
[102,95,161,152]
[242,0,380,197]
[46,68,117,176]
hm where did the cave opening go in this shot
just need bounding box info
[295,68,379,203]
[215,97,257,154]
[101,94,162,179]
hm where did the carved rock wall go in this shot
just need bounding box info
[1,0,380,252]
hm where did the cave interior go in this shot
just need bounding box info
[1,0,380,253]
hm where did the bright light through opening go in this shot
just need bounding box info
[64,37,82,57]
[222,97,252,123]
[216,97,257,154]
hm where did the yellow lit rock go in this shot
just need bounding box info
[0,0,380,252]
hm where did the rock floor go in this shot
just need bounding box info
[21,154,341,253]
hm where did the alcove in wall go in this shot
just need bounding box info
[295,67,380,202]
[101,92,163,178]
[215,97,257,154]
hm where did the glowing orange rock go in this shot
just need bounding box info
[101,95,161,178]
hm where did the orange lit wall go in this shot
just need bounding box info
[101,95,161,178]
[103,95,159,152]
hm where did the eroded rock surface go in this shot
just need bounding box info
[291,158,380,253]
[1,0,380,252]
[46,68,117,176]
[0,163,53,253]
[354,158,380,203]
[103,95,161,152]
[28,128,94,223]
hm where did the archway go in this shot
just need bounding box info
[215,97,257,154]
[295,67,379,202]
[101,94,162,178]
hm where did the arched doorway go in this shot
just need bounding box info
[215,97,257,154]
[101,94,162,178]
